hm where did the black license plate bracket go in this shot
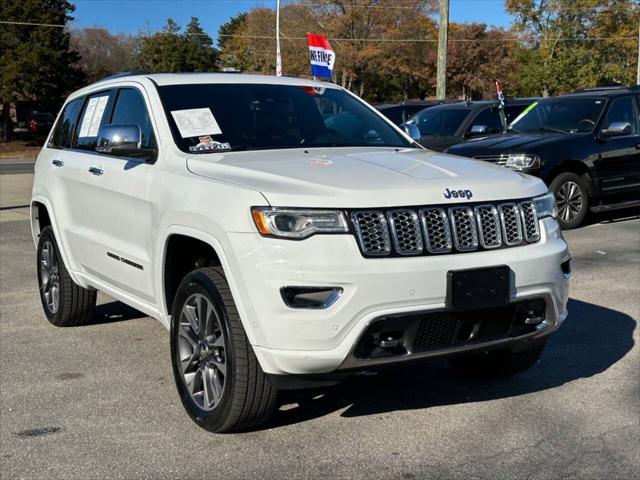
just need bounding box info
[447,265,511,311]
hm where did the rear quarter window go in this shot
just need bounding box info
[49,98,84,149]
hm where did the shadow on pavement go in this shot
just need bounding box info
[80,300,147,326]
[586,206,640,227]
[268,298,635,429]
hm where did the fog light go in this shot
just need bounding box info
[280,286,343,309]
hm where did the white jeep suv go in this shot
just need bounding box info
[31,73,571,433]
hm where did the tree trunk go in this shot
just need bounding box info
[1,102,13,141]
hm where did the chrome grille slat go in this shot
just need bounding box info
[473,154,508,166]
[498,203,524,245]
[351,200,540,257]
[420,208,452,253]
[519,201,540,242]
[388,209,423,255]
[351,211,391,256]
[474,205,502,249]
[449,207,479,252]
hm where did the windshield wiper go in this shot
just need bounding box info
[526,126,568,134]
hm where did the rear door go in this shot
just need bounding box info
[595,96,640,201]
[66,85,158,302]
[37,96,86,270]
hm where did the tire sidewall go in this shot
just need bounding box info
[36,226,64,324]
[550,172,589,229]
[170,270,236,429]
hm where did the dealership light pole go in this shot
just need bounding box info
[436,0,449,99]
[275,0,283,76]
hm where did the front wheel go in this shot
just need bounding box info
[170,267,277,433]
[550,172,589,229]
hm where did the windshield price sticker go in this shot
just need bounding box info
[171,108,222,138]
[78,95,109,138]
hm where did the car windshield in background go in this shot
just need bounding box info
[407,108,469,136]
[158,84,412,153]
[509,98,607,134]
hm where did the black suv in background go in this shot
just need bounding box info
[375,100,446,125]
[406,99,537,151]
[447,87,640,229]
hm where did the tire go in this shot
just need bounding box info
[36,226,97,327]
[550,172,590,229]
[170,267,278,433]
[448,341,546,377]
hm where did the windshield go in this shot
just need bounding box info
[158,83,412,153]
[509,97,606,133]
[407,108,469,136]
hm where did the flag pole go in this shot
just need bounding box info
[275,0,282,76]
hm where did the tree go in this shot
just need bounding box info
[0,0,85,139]
[136,17,218,73]
[446,23,516,99]
[506,0,639,95]
[71,28,138,83]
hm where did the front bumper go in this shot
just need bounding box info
[227,217,570,375]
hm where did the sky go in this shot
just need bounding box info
[70,0,513,40]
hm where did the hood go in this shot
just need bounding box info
[186,147,547,208]
[447,132,569,155]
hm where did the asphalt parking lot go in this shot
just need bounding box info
[0,175,638,479]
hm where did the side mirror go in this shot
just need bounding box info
[468,124,488,137]
[601,121,632,137]
[96,124,156,162]
[400,123,421,141]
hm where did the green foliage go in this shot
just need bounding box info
[136,17,218,73]
[0,0,85,130]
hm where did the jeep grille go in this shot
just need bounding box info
[350,200,539,258]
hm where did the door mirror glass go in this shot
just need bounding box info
[400,123,421,141]
[468,124,488,136]
[601,121,632,137]
[96,124,156,161]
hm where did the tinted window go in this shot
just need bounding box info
[109,88,156,149]
[408,108,469,136]
[602,97,640,134]
[380,107,404,125]
[504,104,528,124]
[469,108,502,134]
[74,91,112,151]
[158,84,411,153]
[511,98,606,133]
[49,98,83,148]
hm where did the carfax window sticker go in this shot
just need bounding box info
[188,135,231,153]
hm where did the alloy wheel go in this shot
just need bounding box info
[177,293,227,411]
[555,180,583,223]
[40,240,60,314]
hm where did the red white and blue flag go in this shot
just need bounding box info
[307,33,335,79]
[495,80,505,109]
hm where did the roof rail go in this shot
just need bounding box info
[98,71,149,82]
[576,85,627,92]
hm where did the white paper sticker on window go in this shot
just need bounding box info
[171,108,222,138]
[78,95,109,138]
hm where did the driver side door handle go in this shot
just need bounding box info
[88,166,103,176]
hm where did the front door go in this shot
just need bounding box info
[67,86,158,303]
[595,96,640,202]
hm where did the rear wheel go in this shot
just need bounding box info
[36,226,96,327]
[550,172,589,229]
[448,341,546,377]
[170,267,277,433]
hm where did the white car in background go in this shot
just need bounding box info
[31,73,570,432]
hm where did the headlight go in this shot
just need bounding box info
[251,207,349,239]
[505,153,540,171]
[534,192,557,219]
